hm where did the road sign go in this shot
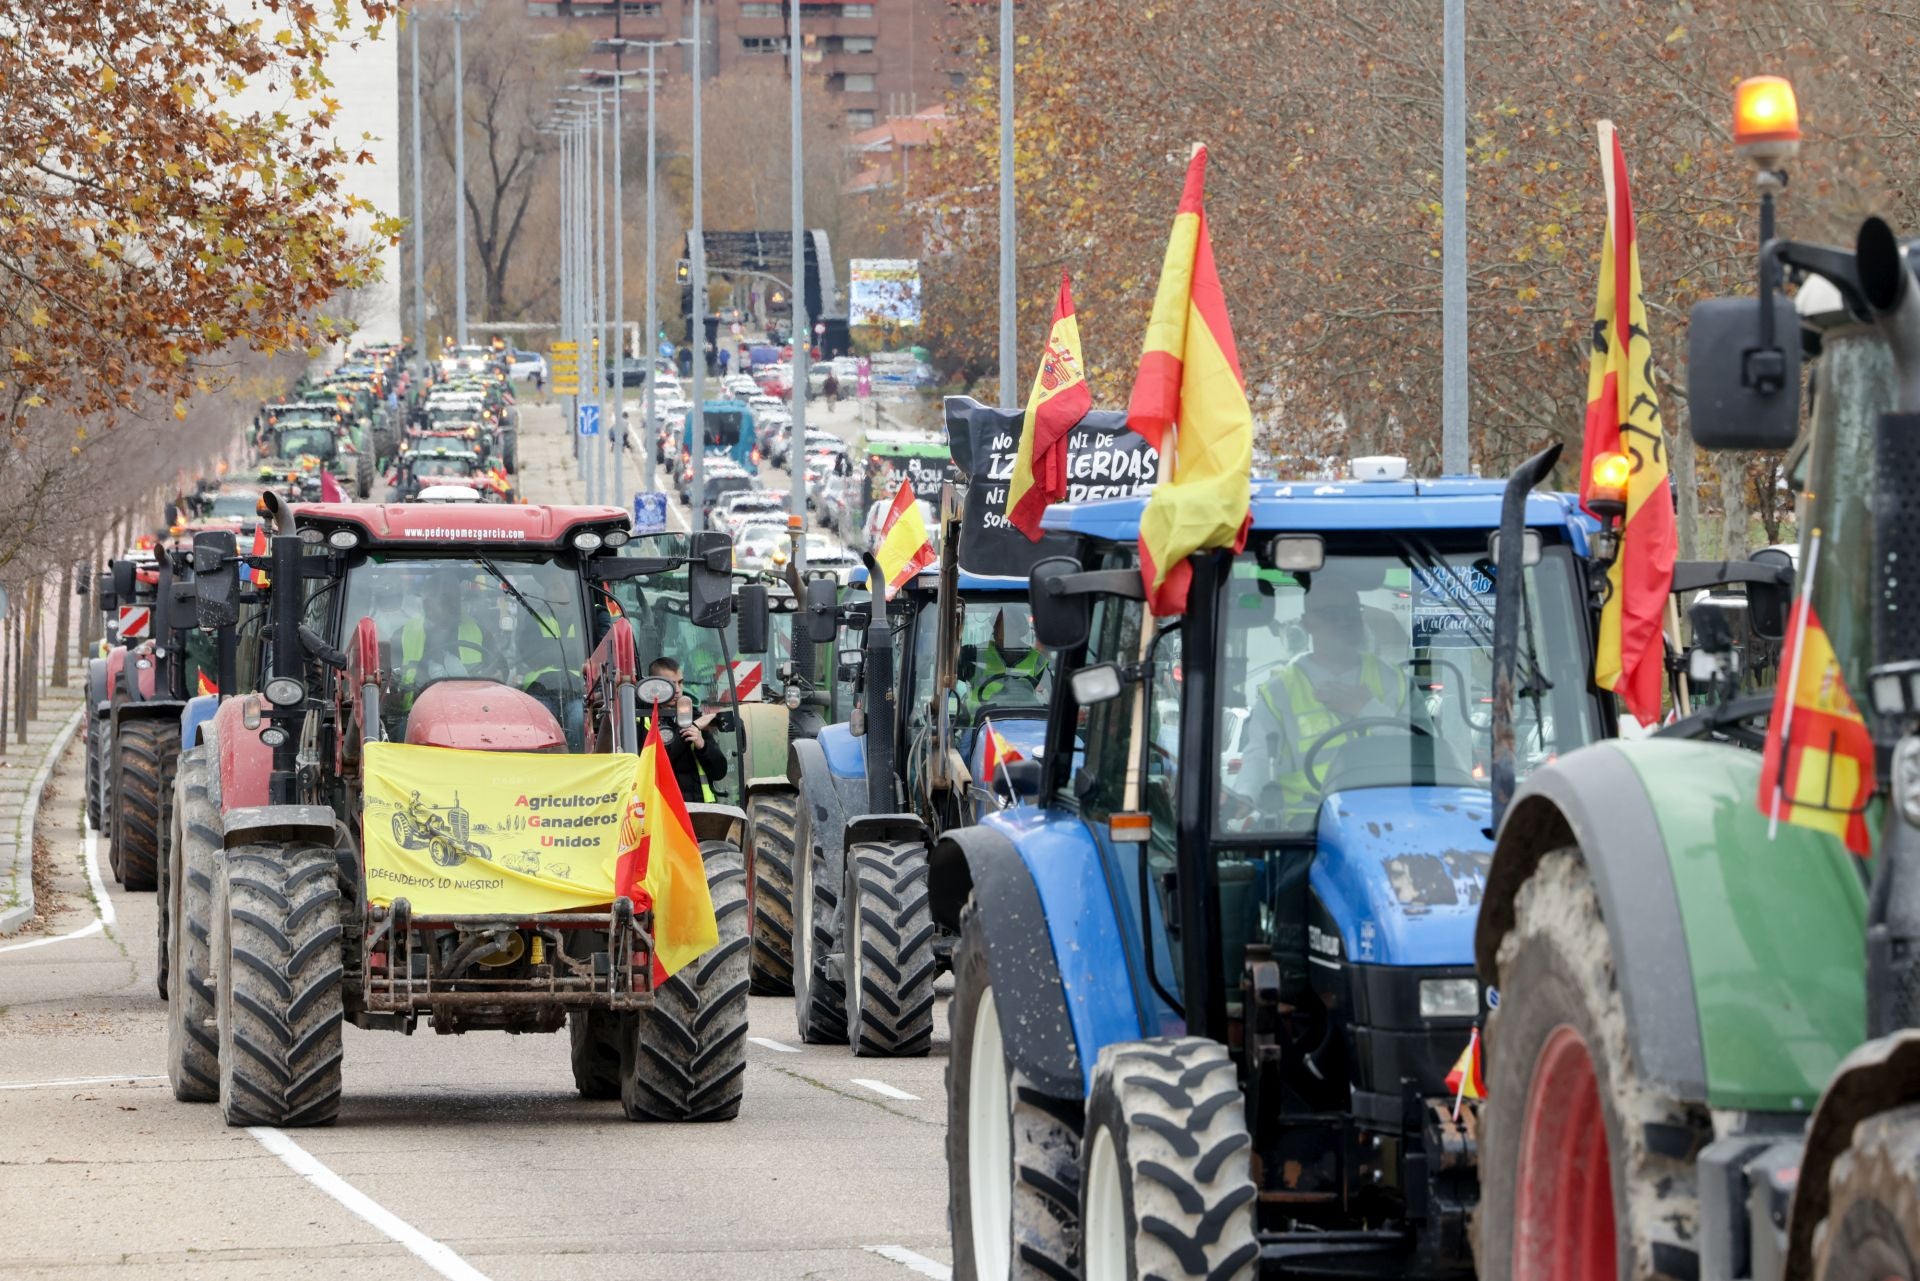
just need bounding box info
[551,341,578,353]
[117,604,152,640]
[577,404,601,437]
[633,491,668,534]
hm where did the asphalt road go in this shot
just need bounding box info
[0,397,957,1281]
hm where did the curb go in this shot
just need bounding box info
[0,706,85,935]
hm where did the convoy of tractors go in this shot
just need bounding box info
[61,77,1920,1280]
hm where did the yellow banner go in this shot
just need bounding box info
[362,742,642,915]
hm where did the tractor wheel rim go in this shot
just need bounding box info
[849,873,865,1018]
[967,986,1011,1277]
[793,834,812,995]
[1514,1024,1616,1281]
[1083,1123,1128,1281]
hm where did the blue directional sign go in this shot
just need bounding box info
[633,491,668,535]
[577,403,601,437]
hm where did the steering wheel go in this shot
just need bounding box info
[1411,656,1476,725]
[1301,716,1433,793]
[975,671,1044,706]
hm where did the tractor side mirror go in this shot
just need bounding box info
[1687,294,1802,451]
[836,646,865,684]
[191,530,241,630]
[166,577,198,634]
[804,576,839,643]
[735,583,770,655]
[688,531,732,629]
[1747,546,1794,641]
[1030,555,1090,650]
[1069,663,1126,707]
[96,572,116,612]
[110,559,136,602]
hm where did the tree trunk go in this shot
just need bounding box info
[1720,453,1752,562]
[27,578,42,722]
[1671,430,1701,561]
[52,558,71,688]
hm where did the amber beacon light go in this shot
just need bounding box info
[1734,75,1800,165]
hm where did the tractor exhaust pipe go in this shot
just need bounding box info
[1489,441,1563,831]
[1857,216,1920,414]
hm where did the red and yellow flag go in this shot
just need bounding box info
[1582,123,1677,725]
[874,479,936,600]
[1007,272,1093,540]
[1128,146,1253,617]
[982,720,1024,778]
[1757,533,1876,856]
[196,670,218,697]
[245,525,269,588]
[614,717,720,983]
[1446,1028,1487,1119]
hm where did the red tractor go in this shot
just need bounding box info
[160,499,750,1127]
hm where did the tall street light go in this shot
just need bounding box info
[997,0,1015,401]
[787,0,808,572]
[689,0,708,529]
[409,11,426,375]
[452,3,471,349]
[581,76,632,511]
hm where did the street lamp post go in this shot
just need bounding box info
[997,0,1015,401]
[452,3,470,349]
[788,0,808,572]
[690,0,707,530]
[409,13,427,375]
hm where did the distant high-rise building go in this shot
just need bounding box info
[525,0,958,132]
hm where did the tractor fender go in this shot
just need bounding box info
[222,805,338,850]
[211,695,273,813]
[111,697,187,733]
[103,645,129,704]
[846,812,929,851]
[179,694,219,750]
[112,644,157,704]
[1477,739,1867,1109]
[931,823,1083,1100]
[742,773,795,803]
[1784,1030,1920,1277]
[683,802,746,848]
[86,656,109,718]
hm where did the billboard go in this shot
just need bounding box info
[848,258,922,327]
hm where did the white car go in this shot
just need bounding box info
[508,350,547,382]
[862,496,936,551]
[721,497,795,538]
[800,534,860,583]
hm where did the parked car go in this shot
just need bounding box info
[800,534,860,584]
[508,350,547,382]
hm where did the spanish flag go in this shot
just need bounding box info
[873,479,936,600]
[196,670,218,697]
[1446,1028,1486,1120]
[1129,145,1253,617]
[982,720,1024,779]
[1757,530,1876,856]
[245,525,269,588]
[615,716,720,983]
[1006,272,1093,540]
[1582,123,1676,725]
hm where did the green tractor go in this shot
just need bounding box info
[1473,79,1920,1278]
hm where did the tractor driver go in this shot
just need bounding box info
[1234,577,1409,828]
[400,572,489,682]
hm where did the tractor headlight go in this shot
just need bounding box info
[327,528,360,550]
[264,676,306,707]
[298,527,324,545]
[259,725,290,747]
[572,531,604,552]
[603,529,630,547]
[1419,978,1480,1020]
[784,687,802,710]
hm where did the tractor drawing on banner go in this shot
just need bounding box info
[385,789,492,866]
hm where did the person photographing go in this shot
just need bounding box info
[645,657,727,802]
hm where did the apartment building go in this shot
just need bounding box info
[525,0,959,130]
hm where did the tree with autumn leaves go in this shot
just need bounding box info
[913,0,1920,558]
[0,0,398,578]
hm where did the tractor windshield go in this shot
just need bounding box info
[908,595,1051,725]
[413,455,477,477]
[1218,537,1598,836]
[275,427,337,460]
[338,554,590,749]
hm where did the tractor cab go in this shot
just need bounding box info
[937,471,1608,1276]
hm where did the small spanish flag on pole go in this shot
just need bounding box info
[614,714,720,983]
[982,719,1024,780]
[1446,1027,1486,1120]
[1128,145,1253,617]
[245,525,269,588]
[1581,122,1677,725]
[196,670,218,697]
[873,479,937,600]
[1006,272,1093,540]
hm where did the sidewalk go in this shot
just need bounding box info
[0,677,87,935]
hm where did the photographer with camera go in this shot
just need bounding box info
[644,657,727,802]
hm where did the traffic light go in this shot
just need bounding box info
[676,259,690,283]
[770,288,786,307]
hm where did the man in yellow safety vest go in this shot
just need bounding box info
[399,574,487,679]
[1237,580,1407,828]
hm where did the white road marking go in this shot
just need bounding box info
[0,1074,166,1091]
[851,1078,921,1101]
[748,1036,801,1053]
[0,831,114,955]
[248,1127,493,1281]
[863,1245,952,1280]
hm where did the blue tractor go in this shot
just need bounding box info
[786,492,1055,1058]
[931,462,1630,1278]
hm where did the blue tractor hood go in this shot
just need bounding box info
[1309,785,1495,967]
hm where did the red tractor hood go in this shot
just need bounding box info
[405,681,566,752]
[293,502,626,548]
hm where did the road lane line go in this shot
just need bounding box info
[0,1074,166,1091]
[851,1078,921,1101]
[247,1127,493,1281]
[748,1036,801,1053]
[863,1245,952,1279]
[0,830,115,954]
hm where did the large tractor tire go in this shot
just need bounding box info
[846,839,937,1058]
[214,843,346,1128]
[164,747,222,1103]
[502,428,519,473]
[110,718,176,892]
[620,840,749,1121]
[1078,1038,1259,1281]
[1476,849,1709,1281]
[568,1010,625,1100]
[947,897,1080,1281]
[84,713,102,831]
[1814,1102,1920,1279]
[791,798,848,1044]
[355,453,373,499]
[745,790,797,996]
